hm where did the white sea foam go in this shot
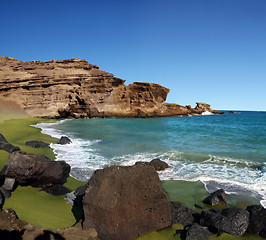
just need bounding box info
[33,121,266,208]
[201,111,214,116]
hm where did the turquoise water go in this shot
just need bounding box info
[35,111,266,205]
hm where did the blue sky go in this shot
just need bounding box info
[1,0,265,111]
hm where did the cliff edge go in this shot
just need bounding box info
[0,56,223,118]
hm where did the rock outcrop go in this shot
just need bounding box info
[83,165,172,240]
[0,56,223,118]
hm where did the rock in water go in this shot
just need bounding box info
[203,189,228,206]
[83,165,172,240]
[149,158,169,171]
[57,136,72,145]
[0,150,70,187]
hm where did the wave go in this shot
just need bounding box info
[33,121,266,207]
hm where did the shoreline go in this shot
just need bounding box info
[34,117,265,209]
[0,113,265,240]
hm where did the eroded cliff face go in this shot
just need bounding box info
[0,57,223,118]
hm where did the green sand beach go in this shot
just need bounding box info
[0,113,263,239]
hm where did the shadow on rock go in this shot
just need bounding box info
[35,230,65,240]
[0,229,25,240]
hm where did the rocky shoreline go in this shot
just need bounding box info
[0,133,265,240]
[0,56,223,118]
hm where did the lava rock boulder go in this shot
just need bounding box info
[171,201,196,226]
[83,165,172,240]
[203,189,228,206]
[200,207,249,236]
[0,150,70,187]
[246,205,266,238]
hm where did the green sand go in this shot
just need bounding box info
[0,115,86,229]
[0,115,263,239]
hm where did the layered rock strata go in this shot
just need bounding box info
[0,56,223,118]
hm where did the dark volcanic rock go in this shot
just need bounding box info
[260,228,266,238]
[200,207,249,236]
[0,192,4,210]
[41,184,70,196]
[83,165,172,240]
[0,187,11,198]
[25,140,50,148]
[57,136,72,145]
[194,203,204,209]
[0,229,25,240]
[74,184,88,197]
[0,150,70,187]
[0,133,20,153]
[185,223,213,240]
[203,189,228,206]
[134,161,149,166]
[171,201,196,226]
[246,205,266,238]
[149,158,169,171]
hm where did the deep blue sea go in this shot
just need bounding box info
[35,111,266,206]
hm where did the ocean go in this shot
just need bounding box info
[34,111,266,207]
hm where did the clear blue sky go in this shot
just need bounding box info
[1,0,265,111]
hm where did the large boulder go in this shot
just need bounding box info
[83,165,172,240]
[203,189,228,206]
[246,205,266,238]
[200,207,249,236]
[185,223,213,240]
[0,150,70,187]
[0,133,20,153]
[171,201,196,226]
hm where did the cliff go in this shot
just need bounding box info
[0,56,223,118]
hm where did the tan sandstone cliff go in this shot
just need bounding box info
[0,56,223,118]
